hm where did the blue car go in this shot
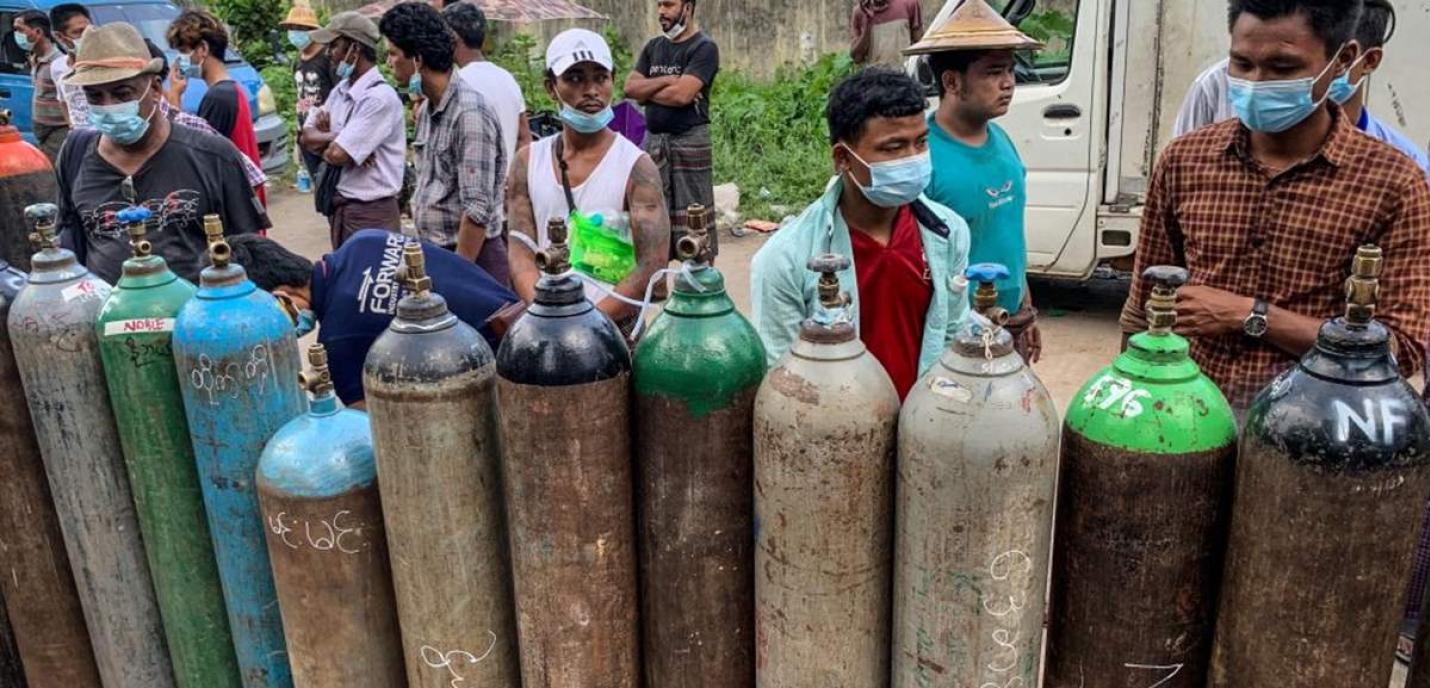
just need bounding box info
[1,0,288,173]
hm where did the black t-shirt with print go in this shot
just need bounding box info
[295,52,336,122]
[56,124,271,284]
[635,31,720,135]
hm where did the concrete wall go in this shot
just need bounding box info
[318,0,949,77]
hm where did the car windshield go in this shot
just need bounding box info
[88,2,245,64]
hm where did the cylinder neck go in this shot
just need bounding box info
[665,264,733,318]
[392,292,458,333]
[120,254,176,284]
[1300,317,1399,384]
[28,247,82,282]
[198,263,252,291]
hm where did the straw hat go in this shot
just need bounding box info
[281,4,321,30]
[904,0,1044,56]
[63,23,164,88]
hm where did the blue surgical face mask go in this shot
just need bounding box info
[287,30,312,50]
[842,146,932,209]
[91,83,156,145]
[294,309,316,338]
[335,60,354,80]
[559,100,614,134]
[1328,55,1370,105]
[408,72,422,97]
[177,52,202,78]
[1227,49,1345,134]
[14,32,33,52]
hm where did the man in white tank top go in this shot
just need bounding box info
[506,29,670,326]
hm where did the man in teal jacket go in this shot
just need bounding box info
[751,67,970,399]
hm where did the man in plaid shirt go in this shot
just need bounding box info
[1121,0,1430,410]
[379,2,508,286]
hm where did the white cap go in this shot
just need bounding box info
[545,29,613,77]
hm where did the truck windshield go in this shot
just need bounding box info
[89,3,245,64]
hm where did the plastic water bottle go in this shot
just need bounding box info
[296,167,312,194]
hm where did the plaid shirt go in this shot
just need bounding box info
[1120,108,1430,408]
[411,74,506,247]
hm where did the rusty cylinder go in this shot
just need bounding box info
[7,203,176,687]
[753,254,900,687]
[364,245,520,687]
[1211,246,1430,687]
[259,344,405,687]
[0,238,99,687]
[892,263,1060,688]
[1045,266,1237,688]
[633,205,766,687]
[497,218,639,687]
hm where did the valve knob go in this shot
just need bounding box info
[1144,265,1189,290]
[117,206,152,226]
[808,253,851,275]
[25,203,58,228]
[966,262,1011,283]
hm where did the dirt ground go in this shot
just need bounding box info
[267,188,1124,410]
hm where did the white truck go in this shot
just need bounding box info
[909,0,1430,279]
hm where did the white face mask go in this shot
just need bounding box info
[663,4,689,40]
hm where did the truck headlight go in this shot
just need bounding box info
[258,84,277,117]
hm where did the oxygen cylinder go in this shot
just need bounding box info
[364,244,519,687]
[96,208,242,687]
[498,218,639,687]
[174,216,304,687]
[753,254,900,687]
[892,263,1059,688]
[0,111,55,270]
[634,204,766,687]
[1210,245,1430,687]
[1044,266,1237,688]
[0,221,99,687]
[259,344,405,687]
[7,204,175,688]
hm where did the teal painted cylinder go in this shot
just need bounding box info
[173,222,304,687]
[258,347,405,687]
[96,210,242,688]
[634,258,765,686]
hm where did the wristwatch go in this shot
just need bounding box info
[1243,298,1269,339]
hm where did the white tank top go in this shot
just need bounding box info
[527,133,645,303]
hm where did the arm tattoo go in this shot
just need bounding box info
[506,148,541,303]
[620,155,671,293]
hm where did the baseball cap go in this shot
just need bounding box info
[545,29,613,77]
[310,11,380,50]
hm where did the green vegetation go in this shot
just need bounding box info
[211,0,289,71]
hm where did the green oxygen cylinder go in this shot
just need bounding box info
[1045,266,1238,688]
[95,207,241,688]
[633,204,766,687]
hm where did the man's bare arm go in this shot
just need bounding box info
[600,155,671,323]
[516,112,533,151]
[506,148,541,304]
[455,216,487,262]
[624,71,677,104]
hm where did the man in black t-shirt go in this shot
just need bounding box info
[625,0,721,256]
[282,4,335,178]
[56,23,270,284]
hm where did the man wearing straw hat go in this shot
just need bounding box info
[907,0,1045,362]
[54,22,269,284]
[282,2,335,179]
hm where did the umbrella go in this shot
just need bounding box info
[356,0,606,22]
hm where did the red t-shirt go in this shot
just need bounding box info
[199,80,266,207]
[848,205,933,400]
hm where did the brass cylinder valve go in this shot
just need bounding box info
[536,218,572,275]
[1345,244,1382,326]
[676,203,712,264]
[808,253,853,312]
[118,207,153,257]
[297,344,334,396]
[966,263,1011,327]
[1143,265,1189,336]
[24,203,59,251]
[401,243,432,296]
[203,214,231,268]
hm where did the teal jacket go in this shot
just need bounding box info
[750,178,972,373]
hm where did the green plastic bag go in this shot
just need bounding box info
[569,210,637,285]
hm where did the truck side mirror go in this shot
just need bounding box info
[1004,0,1037,25]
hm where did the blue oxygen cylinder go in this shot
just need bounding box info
[173,215,304,687]
[258,344,405,687]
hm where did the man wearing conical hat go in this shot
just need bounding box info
[907,0,1045,362]
[281,2,335,179]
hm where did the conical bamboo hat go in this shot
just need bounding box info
[905,0,1044,55]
